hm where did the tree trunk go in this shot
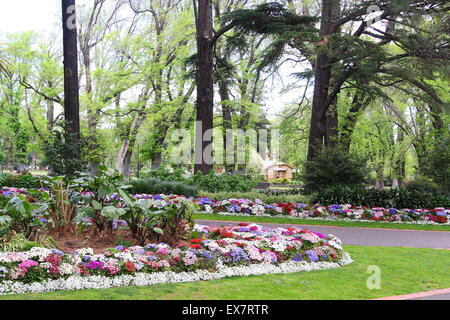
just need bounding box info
[115,112,146,177]
[151,152,162,170]
[392,126,406,188]
[46,99,54,131]
[340,91,367,152]
[61,0,81,141]
[307,0,338,160]
[116,140,131,177]
[194,0,214,174]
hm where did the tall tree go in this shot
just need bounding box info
[61,0,81,141]
[194,0,214,174]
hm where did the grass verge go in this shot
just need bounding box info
[1,246,449,300]
[193,213,450,232]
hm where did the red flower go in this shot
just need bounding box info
[190,239,203,244]
[238,223,249,227]
[189,244,202,249]
[124,261,137,272]
[220,231,234,238]
[44,254,62,266]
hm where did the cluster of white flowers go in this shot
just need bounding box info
[0,252,353,295]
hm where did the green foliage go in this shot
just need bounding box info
[419,131,450,195]
[132,171,256,194]
[43,125,87,179]
[0,173,40,188]
[157,198,197,246]
[191,172,256,193]
[128,178,198,197]
[404,177,444,196]
[113,190,197,246]
[3,194,48,240]
[0,149,5,166]
[110,189,162,246]
[301,148,368,194]
[114,236,133,248]
[311,186,450,209]
[222,2,318,71]
[141,167,187,182]
[0,233,28,252]
[271,178,289,184]
[199,191,312,204]
[74,166,126,233]
[0,214,13,240]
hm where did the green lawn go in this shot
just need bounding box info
[1,245,449,300]
[193,213,450,232]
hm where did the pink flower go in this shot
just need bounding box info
[18,260,38,271]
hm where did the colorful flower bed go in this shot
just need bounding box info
[0,223,351,295]
[1,187,449,225]
[195,198,450,225]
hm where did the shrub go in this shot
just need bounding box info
[42,176,78,236]
[190,172,256,193]
[128,178,199,197]
[74,166,125,234]
[42,124,87,179]
[0,173,40,189]
[271,178,289,185]
[311,186,450,209]
[141,167,187,182]
[404,177,445,196]
[301,148,368,194]
[116,190,196,246]
[419,131,450,195]
[3,195,49,240]
[0,233,28,252]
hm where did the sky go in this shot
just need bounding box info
[0,0,61,34]
[0,0,303,118]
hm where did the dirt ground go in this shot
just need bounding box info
[46,229,139,254]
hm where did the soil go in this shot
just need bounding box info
[45,229,140,254]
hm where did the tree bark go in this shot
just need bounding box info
[340,91,367,152]
[194,0,214,174]
[46,99,54,131]
[115,112,146,177]
[61,0,81,141]
[307,0,339,160]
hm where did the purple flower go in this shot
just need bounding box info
[305,250,319,262]
[292,254,303,262]
[202,251,213,259]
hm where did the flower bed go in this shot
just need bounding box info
[195,199,450,225]
[1,187,449,225]
[0,223,351,295]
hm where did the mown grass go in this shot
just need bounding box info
[193,213,450,232]
[1,246,449,300]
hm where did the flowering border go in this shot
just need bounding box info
[0,252,352,295]
[197,212,450,226]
